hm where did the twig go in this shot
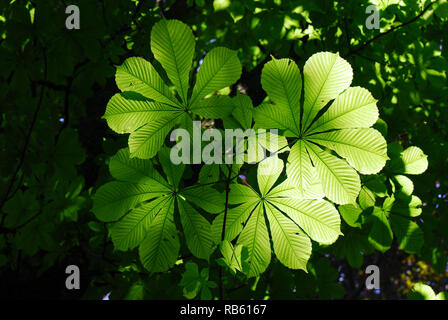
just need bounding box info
[354,53,386,66]
[219,163,234,300]
[345,1,439,57]
[221,164,233,241]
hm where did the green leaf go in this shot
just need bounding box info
[260,57,302,135]
[103,93,180,134]
[231,93,254,129]
[305,141,361,205]
[190,47,242,106]
[358,186,376,209]
[92,182,165,222]
[301,52,353,132]
[383,195,422,217]
[105,20,241,160]
[364,174,388,197]
[218,240,248,274]
[308,87,378,134]
[390,215,423,254]
[139,197,179,272]
[180,262,216,300]
[158,146,185,188]
[391,175,414,196]
[244,130,288,163]
[151,19,195,103]
[253,102,298,135]
[264,202,311,271]
[255,52,385,209]
[268,197,341,244]
[124,283,146,300]
[199,164,220,184]
[110,196,171,250]
[409,283,437,300]
[286,140,316,193]
[308,128,388,175]
[257,155,283,196]
[338,204,362,228]
[368,207,393,253]
[211,201,258,243]
[333,230,372,268]
[213,0,231,11]
[180,262,201,299]
[436,291,448,300]
[177,198,213,260]
[228,184,260,204]
[236,203,271,277]
[268,177,325,200]
[115,57,179,106]
[128,111,183,159]
[109,148,170,188]
[399,146,429,175]
[181,185,225,214]
[190,94,235,118]
[3,190,39,229]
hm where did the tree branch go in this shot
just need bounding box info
[345,1,439,57]
[219,163,234,300]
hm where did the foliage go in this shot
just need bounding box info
[0,0,446,300]
[408,282,447,300]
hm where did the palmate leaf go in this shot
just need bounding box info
[367,207,393,253]
[109,148,168,186]
[212,156,341,277]
[189,95,235,119]
[305,142,361,205]
[308,128,388,175]
[264,202,311,270]
[110,196,171,251]
[139,196,180,272]
[92,181,168,222]
[254,52,388,205]
[103,93,181,134]
[244,130,290,163]
[301,52,353,132]
[259,58,301,135]
[382,195,424,254]
[104,19,242,159]
[128,112,184,159]
[180,262,217,300]
[409,283,448,300]
[181,185,225,214]
[218,240,249,275]
[115,57,180,106]
[92,147,219,272]
[230,93,254,130]
[389,146,428,175]
[190,47,242,106]
[390,215,424,254]
[150,19,195,103]
[306,87,378,134]
[236,203,271,277]
[158,147,185,188]
[211,200,259,243]
[177,198,214,260]
[286,140,316,193]
[268,196,342,245]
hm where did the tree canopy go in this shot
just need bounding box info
[0,0,447,300]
